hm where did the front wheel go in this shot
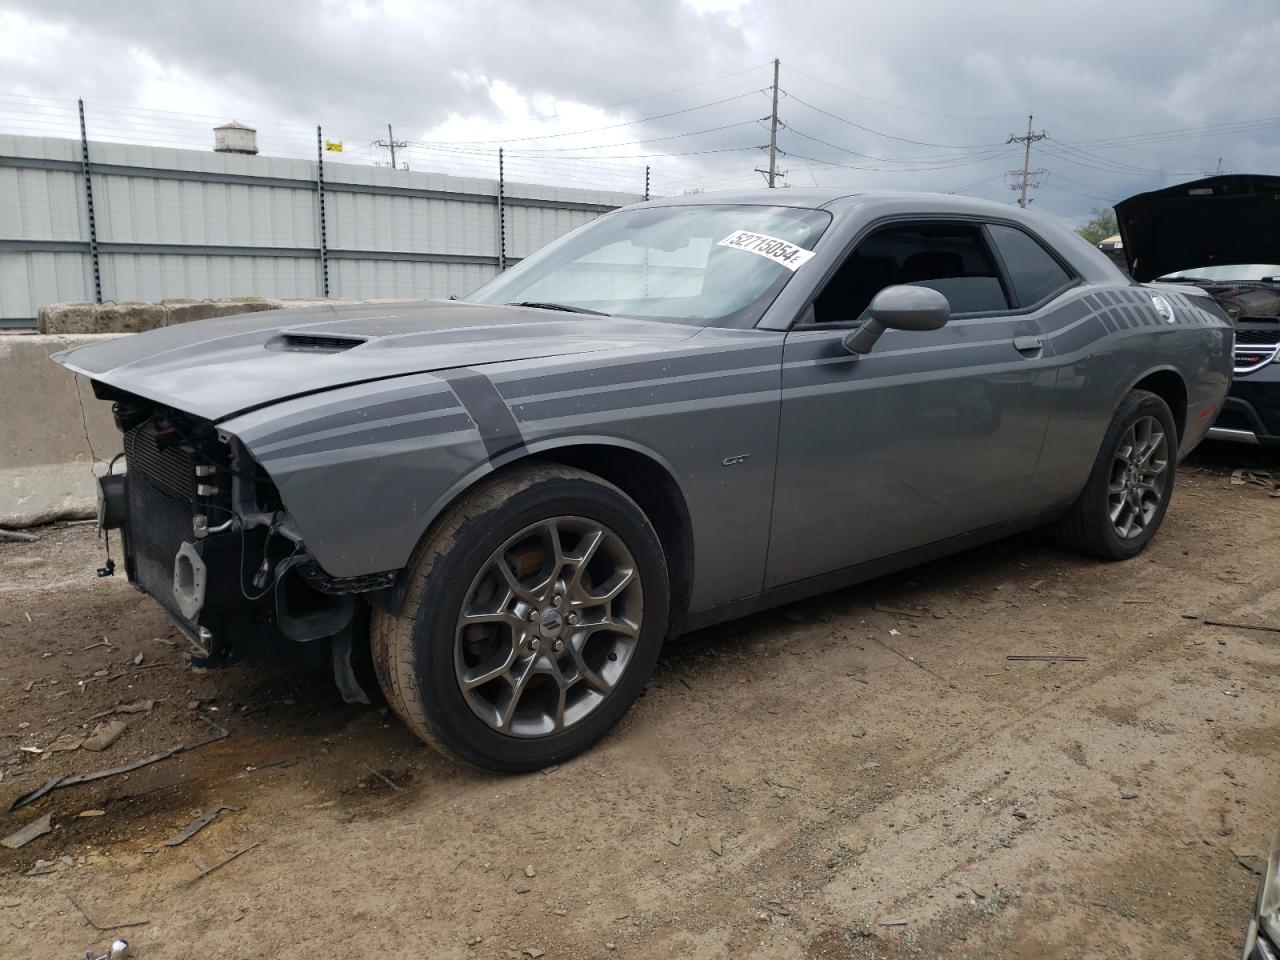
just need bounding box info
[1056,389,1177,560]
[370,463,669,771]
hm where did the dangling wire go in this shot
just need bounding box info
[96,528,115,578]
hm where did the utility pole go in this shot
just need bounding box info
[644,165,650,201]
[1006,114,1046,208]
[754,59,786,188]
[767,58,779,188]
[376,123,407,169]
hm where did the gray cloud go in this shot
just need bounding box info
[2,0,1277,218]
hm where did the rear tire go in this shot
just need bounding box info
[1056,389,1177,560]
[370,463,668,772]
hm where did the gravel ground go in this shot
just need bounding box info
[0,443,1277,959]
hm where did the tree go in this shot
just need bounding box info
[1077,207,1118,246]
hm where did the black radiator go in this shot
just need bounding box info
[122,422,200,626]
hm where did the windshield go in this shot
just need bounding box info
[1157,263,1280,283]
[468,203,832,326]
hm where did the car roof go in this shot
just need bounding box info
[639,187,1059,220]
[639,187,862,209]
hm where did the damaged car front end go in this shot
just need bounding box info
[54,293,700,714]
[93,384,376,701]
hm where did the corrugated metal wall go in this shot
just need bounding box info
[0,134,639,326]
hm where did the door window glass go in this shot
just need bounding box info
[811,223,1009,323]
[986,223,1075,305]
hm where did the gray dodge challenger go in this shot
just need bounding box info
[55,189,1233,770]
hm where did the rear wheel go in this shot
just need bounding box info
[370,463,668,771]
[1056,389,1177,560]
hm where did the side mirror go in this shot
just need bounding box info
[842,285,951,355]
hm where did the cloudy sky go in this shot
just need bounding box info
[2,0,1277,221]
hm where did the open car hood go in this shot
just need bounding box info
[53,299,698,422]
[1115,174,1280,282]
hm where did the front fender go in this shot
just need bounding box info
[221,382,700,584]
[220,371,489,578]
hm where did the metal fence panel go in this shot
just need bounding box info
[0,251,92,321]
[0,133,639,326]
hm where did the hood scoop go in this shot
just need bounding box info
[270,333,368,353]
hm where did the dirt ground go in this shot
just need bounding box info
[1,443,1278,960]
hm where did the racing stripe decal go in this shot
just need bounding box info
[439,368,528,461]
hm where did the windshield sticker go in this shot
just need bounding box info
[717,229,816,271]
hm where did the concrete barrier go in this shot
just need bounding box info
[1,334,125,527]
[3,296,409,527]
[39,297,276,334]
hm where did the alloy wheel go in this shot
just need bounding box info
[454,517,643,737]
[1107,415,1170,539]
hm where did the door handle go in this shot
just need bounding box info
[1013,335,1043,355]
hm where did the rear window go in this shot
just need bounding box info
[987,224,1074,306]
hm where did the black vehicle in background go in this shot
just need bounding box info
[1117,175,1280,446]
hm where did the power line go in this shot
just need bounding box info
[416,61,776,134]
[1040,181,1118,205]
[944,172,1010,194]
[780,121,1010,169]
[1045,136,1208,176]
[1038,141,1201,179]
[1041,169,1120,199]
[416,89,765,146]
[781,63,1024,123]
[1034,114,1218,164]
[781,90,1005,149]
[1062,115,1280,150]
[432,118,763,153]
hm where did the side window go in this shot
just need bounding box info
[986,223,1075,306]
[811,222,1009,324]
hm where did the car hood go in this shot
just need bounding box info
[1115,174,1280,282]
[53,299,700,421]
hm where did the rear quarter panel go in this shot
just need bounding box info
[1031,285,1232,507]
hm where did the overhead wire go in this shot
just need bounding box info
[780,90,1006,149]
[420,118,765,154]
[780,63,1024,123]
[778,120,1012,169]
[414,89,767,146]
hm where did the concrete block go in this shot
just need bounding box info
[1,463,99,526]
[39,301,166,334]
[162,297,275,326]
[0,334,123,526]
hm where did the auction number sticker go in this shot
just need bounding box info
[717,229,816,271]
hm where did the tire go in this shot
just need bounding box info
[370,463,669,772]
[1056,389,1178,560]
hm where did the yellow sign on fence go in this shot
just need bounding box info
[324,140,344,152]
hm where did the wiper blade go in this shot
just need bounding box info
[505,301,610,316]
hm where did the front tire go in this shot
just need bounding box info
[1056,389,1177,560]
[370,463,669,771]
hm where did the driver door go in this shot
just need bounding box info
[764,219,1056,588]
